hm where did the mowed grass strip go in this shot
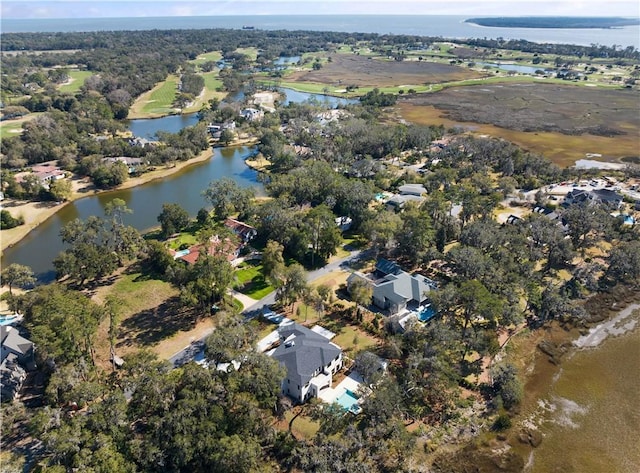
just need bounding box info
[0,112,42,136]
[191,50,222,66]
[129,75,179,118]
[58,70,93,93]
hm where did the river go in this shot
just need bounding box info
[1,145,261,281]
[0,87,352,279]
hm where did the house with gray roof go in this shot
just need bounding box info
[1,326,36,401]
[347,259,437,316]
[270,321,343,404]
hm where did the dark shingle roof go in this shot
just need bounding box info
[271,323,341,387]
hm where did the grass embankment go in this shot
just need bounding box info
[58,70,94,93]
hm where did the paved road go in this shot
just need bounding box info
[169,247,368,367]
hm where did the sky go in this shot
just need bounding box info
[2,0,639,20]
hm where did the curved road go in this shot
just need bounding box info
[169,247,368,367]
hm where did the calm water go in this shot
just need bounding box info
[277,87,358,107]
[1,146,261,280]
[2,15,638,48]
[476,62,548,74]
[524,307,640,473]
[127,113,200,139]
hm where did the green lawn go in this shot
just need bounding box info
[235,47,259,61]
[234,261,274,299]
[108,272,178,315]
[202,71,223,92]
[141,75,179,115]
[191,51,222,66]
[167,233,198,250]
[58,70,93,93]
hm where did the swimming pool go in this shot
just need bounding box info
[0,314,21,326]
[416,304,436,322]
[335,389,361,414]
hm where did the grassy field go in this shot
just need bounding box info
[234,261,274,299]
[235,47,259,61]
[58,70,93,93]
[182,71,226,113]
[129,75,179,118]
[92,271,181,367]
[191,50,222,66]
[0,113,42,136]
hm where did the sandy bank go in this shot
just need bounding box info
[0,148,215,253]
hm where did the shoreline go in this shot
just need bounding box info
[1,147,215,253]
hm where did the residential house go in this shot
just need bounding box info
[270,321,343,403]
[386,194,426,211]
[170,235,241,264]
[564,188,623,209]
[17,163,67,190]
[224,218,257,243]
[398,183,427,196]
[1,326,36,401]
[128,136,154,148]
[335,216,353,232]
[102,157,145,174]
[207,121,236,139]
[240,108,264,122]
[347,259,437,316]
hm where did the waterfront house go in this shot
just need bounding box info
[269,321,343,404]
[224,218,257,243]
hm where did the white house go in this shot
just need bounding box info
[270,321,343,404]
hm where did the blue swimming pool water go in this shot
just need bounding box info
[417,305,436,322]
[0,314,19,326]
[335,389,360,412]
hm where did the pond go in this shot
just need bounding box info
[277,87,358,108]
[127,113,200,139]
[476,62,547,74]
[274,56,301,66]
[1,146,262,281]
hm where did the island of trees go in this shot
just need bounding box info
[1,25,639,473]
[465,16,640,29]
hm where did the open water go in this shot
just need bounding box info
[2,15,638,48]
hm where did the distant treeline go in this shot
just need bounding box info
[466,16,640,29]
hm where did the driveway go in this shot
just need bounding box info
[168,247,369,367]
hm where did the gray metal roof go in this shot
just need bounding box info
[1,327,33,356]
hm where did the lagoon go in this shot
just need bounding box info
[1,146,261,281]
[127,113,200,139]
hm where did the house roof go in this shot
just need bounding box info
[375,258,402,276]
[1,327,33,356]
[375,271,434,305]
[177,237,239,264]
[398,184,427,196]
[591,188,623,203]
[224,218,256,240]
[271,322,341,387]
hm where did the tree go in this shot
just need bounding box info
[349,278,373,308]
[157,202,190,238]
[396,205,435,264]
[0,210,25,229]
[48,178,72,201]
[606,240,640,285]
[1,263,35,295]
[491,363,523,410]
[22,284,103,365]
[261,240,286,287]
[219,128,235,145]
[202,177,255,220]
[303,204,342,267]
[562,202,609,251]
[180,252,234,310]
[275,263,308,310]
[355,351,385,386]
